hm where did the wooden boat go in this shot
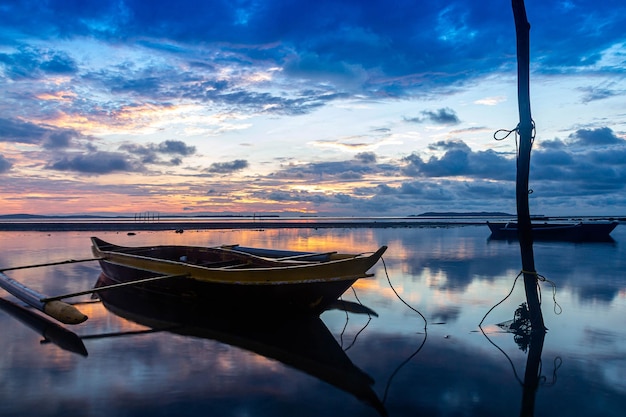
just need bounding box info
[94,273,387,415]
[90,237,387,316]
[487,221,618,241]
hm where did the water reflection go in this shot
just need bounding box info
[480,301,556,417]
[93,273,387,416]
[0,227,625,416]
[0,297,87,356]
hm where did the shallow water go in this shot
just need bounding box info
[1,225,625,416]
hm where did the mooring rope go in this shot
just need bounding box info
[479,271,523,327]
[536,272,562,315]
[479,268,561,327]
[380,256,428,404]
[382,257,427,327]
[338,286,373,351]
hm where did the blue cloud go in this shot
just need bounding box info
[48,152,142,174]
[569,127,624,146]
[0,154,12,173]
[0,46,78,80]
[118,140,196,166]
[403,140,514,180]
[0,118,49,143]
[206,159,249,174]
[5,0,622,93]
[0,118,81,148]
[404,108,461,125]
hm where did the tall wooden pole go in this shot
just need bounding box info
[512,0,545,332]
[512,3,547,415]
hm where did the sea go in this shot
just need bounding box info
[0,219,624,417]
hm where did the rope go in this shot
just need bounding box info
[493,119,536,162]
[494,126,519,141]
[382,256,427,328]
[380,255,428,404]
[536,272,562,315]
[338,298,349,348]
[479,271,523,327]
[338,287,373,351]
[477,271,528,387]
[479,269,562,327]
[478,325,525,386]
[541,356,563,386]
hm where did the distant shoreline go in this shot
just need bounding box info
[0,220,483,232]
[1,213,623,232]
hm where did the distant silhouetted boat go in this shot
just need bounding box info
[486,221,618,241]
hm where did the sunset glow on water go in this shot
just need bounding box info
[1,225,624,416]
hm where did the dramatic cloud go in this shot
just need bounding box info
[0,118,82,148]
[206,159,249,174]
[0,45,78,80]
[263,189,353,206]
[119,140,196,165]
[1,1,626,215]
[422,108,461,125]
[355,152,377,164]
[568,127,624,146]
[403,140,514,180]
[47,152,142,174]
[0,154,12,173]
[157,140,196,156]
[272,153,396,181]
[404,108,461,125]
[578,85,621,103]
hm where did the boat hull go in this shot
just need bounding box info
[91,237,387,316]
[96,266,360,315]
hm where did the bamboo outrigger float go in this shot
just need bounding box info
[0,271,88,324]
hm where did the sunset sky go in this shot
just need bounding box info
[1,0,626,216]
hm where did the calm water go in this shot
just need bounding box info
[1,225,625,416]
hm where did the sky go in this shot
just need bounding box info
[1,0,626,217]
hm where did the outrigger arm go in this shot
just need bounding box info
[0,272,88,325]
[0,256,188,325]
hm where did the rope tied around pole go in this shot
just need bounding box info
[494,120,536,196]
[521,269,562,315]
[493,120,536,158]
[479,269,562,328]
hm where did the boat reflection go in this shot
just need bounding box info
[0,296,88,357]
[93,273,387,416]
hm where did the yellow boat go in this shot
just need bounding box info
[91,237,387,316]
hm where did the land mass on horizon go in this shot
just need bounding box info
[0,211,514,219]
